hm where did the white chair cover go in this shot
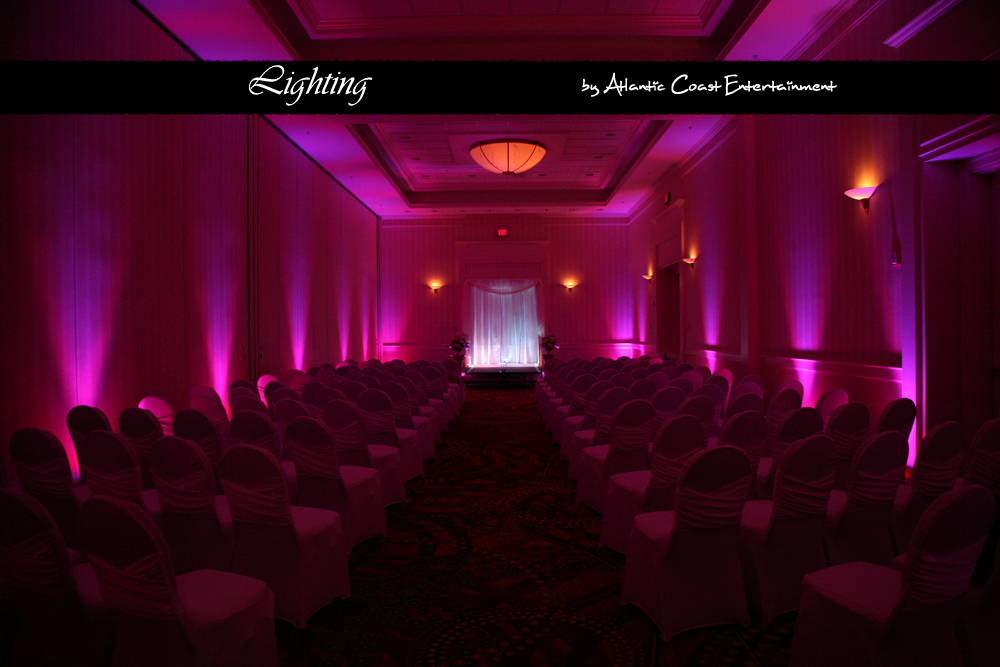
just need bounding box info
[284,416,387,549]
[150,436,234,574]
[66,405,113,460]
[357,389,425,481]
[790,485,995,667]
[815,387,849,430]
[78,430,161,522]
[756,407,823,501]
[219,444,351,629]
[718,410,769,491]
[78,495,278,666]
[0,489,113,667]
[875,397,917,440]
[381,380,436,461]
[739,434,837,623]
[622,446,753,641]
[559,380,613,460]
[552,374,597,445]
[599,415,705,553]
[139,396,176,436]
[575,400,656,513]
[724,392,764,420]
[323,399,407,506]
[119,407,164,490]
[566,387,632,480]
[229,410,298,500]
[824,431,908,567]
[826,402,871,490]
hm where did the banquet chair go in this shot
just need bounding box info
[789,485,995,667]
[576,399,657,513]
[401,372,445,440]
[229,410,297,499]
[629,378,658,401]
[380,380,436,461]
[190,385,222,403]
[229,379,257,395]
[667,377,694,395]
[815,387,849,430]
[874,397,917,440]
[692,382,725,428]
[270,397,310,444]
[433,361,463,411]
[149,436,234,574]
[0,489,113,667]
[560,380,613,460]
[78,495,278,666]
[552,374,597,446]
[77,429,162,522]
[609,372,634,388]
[139,395,176,436]
[190,394,233,453]
[312,387,347,411]
[717,410,769,495]
[737,374,766,393]
[677,394,717,441]
[230,394,270,416]
[650,386,687,432]
[647,372,671,391]
[826,402,872,490]
[599,414,705,553]
[9,427,88,550]
[727,382,764,411]
[628,366,650,380]
[262,380,286,406]
[421,365,457,425]
[892,421,967,554]
[739,434,838,623]
[756,407,824,501]
[622,446,753,641]
[764,383,803,452]
[284,416,387,550]
[357,388,424,481]
[219,444,350,629]
[256,374,279,403]
[956,536,1000,667]
[229,385,261,407]
[823,430,908,567]
[67,405,113,464]
[566,387,633,480]
[680,369,704,390]
[323,399,406,506]
[300,381,325,406]
[544,368,581,430]
[694,365,712,380]
[357,375,380,390]
[119,406,164,490]
[172,409,224,487]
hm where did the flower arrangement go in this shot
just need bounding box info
[449,334,470,353]
[540,335,558,352]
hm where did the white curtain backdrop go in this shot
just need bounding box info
[464,279,543,365]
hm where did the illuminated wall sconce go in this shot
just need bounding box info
[845,186,878,214]
[563,282,576,292]
[682,257,696,269]
[642,274,653,284]
[429,282,441,293]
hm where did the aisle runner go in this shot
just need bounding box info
[276,388,794,667]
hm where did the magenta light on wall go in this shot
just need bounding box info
[844,186,878,214]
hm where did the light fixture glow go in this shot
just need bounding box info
[642,274,653,284]
[564,282,576,292]
[429,282,441,293]
[845,186,878,214]
[470,140,547,174]
[682,257,696,269]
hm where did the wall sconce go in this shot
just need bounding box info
[563,282,576,292]
[682,257,696,269]
[845,186,878,214]
[429,282,441,293]
[642,274,653,284]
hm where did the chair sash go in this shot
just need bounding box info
[152,470,215,515]
[966,446,1000,494]
[14,460,74,499]
[81,465,141,503]
[830,428,867,466]
[0,533,70,595]
[595,412,615,437]
[361,408,397,436]
[610,419,655,453]
[676,477,749,530]
[287,440,339,479]
[913,452,966,497]
[328,422,369,456]
[649,454,690,489]
[237,433,281,459]
[774,470,835,520]
[390,397,415,428]
[192,434,221,467]
[847,467,902,508]
[903,538,988,607]
[89,553,181,620]
[125,431,159,459]
[221,479,293,527]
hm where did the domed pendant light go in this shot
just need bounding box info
[469,140,546,175]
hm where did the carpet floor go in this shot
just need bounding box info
[276,388,796,667]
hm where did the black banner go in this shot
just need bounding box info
[4,61,998,114]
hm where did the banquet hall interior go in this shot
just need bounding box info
[2,0,1000,665]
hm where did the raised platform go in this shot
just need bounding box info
[464,363,542,389]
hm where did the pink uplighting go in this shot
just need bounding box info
[196,224,239,416]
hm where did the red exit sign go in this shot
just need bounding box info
[497,229,508,237]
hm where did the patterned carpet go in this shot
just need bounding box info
[276,388,796,667]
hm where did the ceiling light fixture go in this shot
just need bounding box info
[469,140,546,175]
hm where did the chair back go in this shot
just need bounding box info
[322,400,374,468]
[693,383,725,420]
[827,402,871,490]
[219,445,294,527]
[592,387,633,446]
[189,394,231,449]
[171,409,222,468]
[263,381,287,405]
[9,428,80,547]
[651,387,687,430]
[629,378,658,400]
[579,380,614,429]
[766,387,803,445]
[230,395,270,416]
[647,372,671,390]
[357,375,380,389]
[119,407,163,488]
[675,447,752,531]
[876,397,917,440]
[678,394,716,440]
[379,381,416,428]
[729,382,763,407]
[77,430,144,506]
[771,435,837,522]
[285,417,341,479]
[774,407,824,462]
[725,392,763,420]
[357,389,400,447]
[609,372,634,389]
[738,374,765,393]
[646,415,706,511]
[898,485,995,609]
[190,385,222,403]
[313,387,346,410]
[843,431,909,511]
[668,377,694,395]
[0,488,78,599]
[67,405,112,453]
[911,421,966,497]
[230,410,283,459]
[271,398,309,426]
[149,437,217,516]
[719,410,768,475]
[300,381,325,405]
[341,381,368,404]
[815,388,849,429]
[605,400,656,476]
[257,374,280,402]
[139,396,176,436]
[680,369,704,390]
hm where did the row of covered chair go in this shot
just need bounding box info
[535,355,1000,666]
